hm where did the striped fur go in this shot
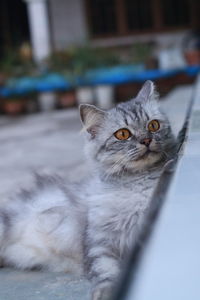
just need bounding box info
[81,81,176,299]
[0,81,176,300]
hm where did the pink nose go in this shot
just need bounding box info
[141,138,152,147]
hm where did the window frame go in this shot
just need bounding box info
[85,0,197,39]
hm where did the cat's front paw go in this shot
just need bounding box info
[92,283,114,300]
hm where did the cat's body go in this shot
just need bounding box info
[0,81,176,300]
[85,165,165,293]
[0,175,86,274]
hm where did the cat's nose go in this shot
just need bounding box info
[140,138,152,147]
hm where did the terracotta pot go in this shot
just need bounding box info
[185,50,200,65]
[57,90,76,108]
[3,100,26,115]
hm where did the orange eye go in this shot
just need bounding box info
[148,120,160,132]
[114,128,131,140]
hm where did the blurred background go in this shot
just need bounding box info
[0,0,200,114]
[0,2,199,299]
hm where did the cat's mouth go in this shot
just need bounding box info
[135,149,157,161]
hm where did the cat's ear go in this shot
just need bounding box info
[136,80,158,102]
[79,104,106,138]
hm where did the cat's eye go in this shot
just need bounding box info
[114,128,131,140]
[148,120,160,132]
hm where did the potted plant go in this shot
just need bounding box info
[0,46,36,79]
[0,46,37,114]
[56,90,76,108]
[76,86,95,105]
[2,96,27,115]
[128,42,155,68]
[46,46,121,107]
[68,46,119,106]
[47,47,97,105]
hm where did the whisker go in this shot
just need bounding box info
[105,155,128,179]
[160,150,171,161]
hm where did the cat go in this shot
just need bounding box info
[0,81,176,300]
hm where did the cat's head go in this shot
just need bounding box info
[80,81,174,177]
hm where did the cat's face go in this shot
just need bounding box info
[80,81,174,176]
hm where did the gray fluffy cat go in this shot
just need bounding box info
[0,81,175,300]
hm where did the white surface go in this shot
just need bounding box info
[76,87,95,104]
[158,48,186,70]
[95,85,114,109]
[25,0,51,61]
[38,92,56,111]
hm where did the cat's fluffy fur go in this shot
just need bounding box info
[0,81,175,300]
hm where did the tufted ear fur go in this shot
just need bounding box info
[136,80,158,102]
[79,104,106,138]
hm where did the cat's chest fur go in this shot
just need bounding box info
[86,166,163,257]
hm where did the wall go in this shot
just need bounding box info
[49,0,190,51]
[49,0,88,49]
